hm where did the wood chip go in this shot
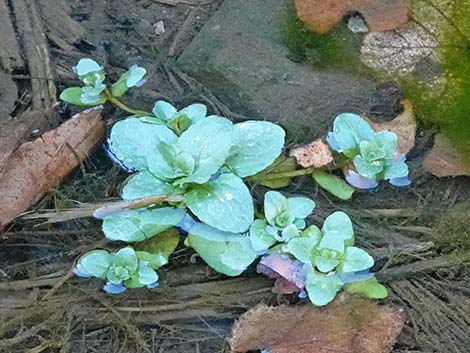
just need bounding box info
[0,107,105,232]
[289,138,333,168]
[422,134,470,177]
[295,0,410,33]
[229,294,406,353]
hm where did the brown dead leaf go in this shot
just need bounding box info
[366,99,416,155]
[423,134,470,177]
[295,0,410,33]
[229,294,405,353]
[0,107,105,232]
[289,138,333,168]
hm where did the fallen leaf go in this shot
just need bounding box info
[0,107,105,232]
[229,294,405,353]
[360,22,438,76]
[366,99,416,155]
[295,0,410,34]
[423,134,470,177]
[289,138,333,168]
[257,254,306,294]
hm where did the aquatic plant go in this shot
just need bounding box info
[62,59,400,305]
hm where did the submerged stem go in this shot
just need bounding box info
[104,89,151,116]
[247,167,317,182]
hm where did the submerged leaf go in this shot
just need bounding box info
[226,120,285,177]
[186,223,257,276]
[186,173,254,233]
[102,207,185,242]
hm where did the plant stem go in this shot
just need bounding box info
[247,167,317,182]
[104,89,152,116]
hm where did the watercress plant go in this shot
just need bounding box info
[62,58,403,306]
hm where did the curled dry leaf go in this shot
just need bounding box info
[295,0,410,34]
[423,134,470,177]
[366,100,416,155]
[229,294,405,353]
[257,254,306,294]
[289,138,333,168]
[0,107,105,232]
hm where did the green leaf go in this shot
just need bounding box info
[76,250,112,278]
[314,250,340,273]
[319,231,346,253]
[280,223,300,240]
[135,251,168,269]
[333,113,374,157]
[175,116,234,185]
[371,131,398,159]
[311,170,354,200]
[286,236,317,264]
[249,219,276,252]
[135,228,180,262]
[136,264,158,285]
[264,191,289,226]
[121,171,176,200]
[322,211,354,245]
[287,197,315,219]
[147,142,196,180]
[226,121,285,177]
[338,247,374,272]
[168,115,192,135]
[186,223,257,276]
[152,101,177,121]
[353,155,384,178]
[60,87,106,106]
[75,58,102,76]
[258,157,297,189]
[343,277,388,299]
[383,160,409,180]
[305,270,343,306]
[102,207,185,242]
[111,65,147,97]
[177,103,207,123]
[186,173,254,233]
[109,117,177,171]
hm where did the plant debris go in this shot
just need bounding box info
[229,294,405,353]
[0,107,104,232]
[289,138,333,168]
[295,0,410,34]
[422,133,470,177]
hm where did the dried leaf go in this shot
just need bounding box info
[295,0,410,34]
[423,134,470,177]
[0,107,105,231]
[289,138,333,168]
[366,99,416,154]
[360,22,438,75]
[229,294,405,353]
[257,254,306,294]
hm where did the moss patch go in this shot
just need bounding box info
[280,5,367,74]
[400,1,470,154]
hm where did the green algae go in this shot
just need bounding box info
[280,5,367,74]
